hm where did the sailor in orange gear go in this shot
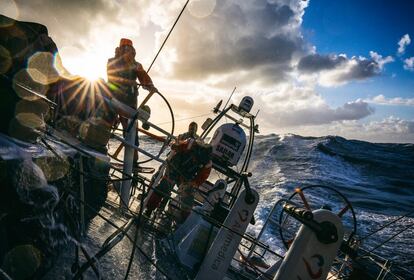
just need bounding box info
[145,139,213,221]
[107,38,157,132]
[107,38,157,165]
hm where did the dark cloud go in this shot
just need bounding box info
[297,54,347,72]
[6,0,404,141]
[13,0,119,44]
[408,121,414,134]
[333,99,375,120]
[340,59,380,80]
[261,99,374,127]
[173,33,301,79]
[246,2,296,32]
[166,0,306,83]
[298,52,393,86]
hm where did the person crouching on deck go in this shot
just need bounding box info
[145,139,212,222]
[178,121,199,141]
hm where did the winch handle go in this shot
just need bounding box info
[283,201,339,244]
[283,201,313,221]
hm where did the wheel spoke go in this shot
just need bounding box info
[113,143,124,158]
[295,188,311,210]
[338,205,349,218]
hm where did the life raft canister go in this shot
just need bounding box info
[210,123,246,166]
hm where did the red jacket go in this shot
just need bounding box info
[170,139,212,186]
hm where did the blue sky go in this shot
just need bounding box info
[302,0,414,121]
[303,0,414,56]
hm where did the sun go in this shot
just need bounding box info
[67,53,106,82]
[79,62,103,81]
[59,46,108,82]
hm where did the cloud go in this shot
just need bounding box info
[12,0,120,45]
[366,94,414,106]
[293,117,414,143]
[349,117,414,142]
[298,52,394,87]
[297,53,348,72]
[3,0,411,143]
[256,84,374,127]
[158,0,308,86]
[365,117,414,135]
[369,51,394,69]
[160,82,375,131]
[397,34,411,55]
[403,57,414,71]
[6,0,309,87]
[6,0,165,78]
[274,99,373,126]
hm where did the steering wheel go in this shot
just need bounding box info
[278,185,357,250]
[108,90,175,165]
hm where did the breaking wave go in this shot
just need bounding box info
[247,134,414,275]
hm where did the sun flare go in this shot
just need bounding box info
[59,46,108,82]
[79,64,103,81]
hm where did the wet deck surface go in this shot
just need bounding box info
[44,189,192,280]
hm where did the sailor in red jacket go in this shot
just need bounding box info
[145,138,213,221]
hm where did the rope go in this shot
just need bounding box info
[0,74,57,106]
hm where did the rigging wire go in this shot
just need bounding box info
[69,188,173,280]
[223,86,236,124]
[223,86,236,110]
[146,0,190,73]
[0,268,12,280]
[41,134,284,277]
[124,183,147,279]
[155,112,211,126]
[358,208,414,242]
[360,222,414,258]
[121,0,188,146]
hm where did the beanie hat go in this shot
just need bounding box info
[119,38,133,47]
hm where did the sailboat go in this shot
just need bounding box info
[0,9,411,280]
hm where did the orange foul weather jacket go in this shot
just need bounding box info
[168,139,212,186]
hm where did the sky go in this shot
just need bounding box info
[1,0,414,143]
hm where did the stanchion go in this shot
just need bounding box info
[120,119,136,209]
